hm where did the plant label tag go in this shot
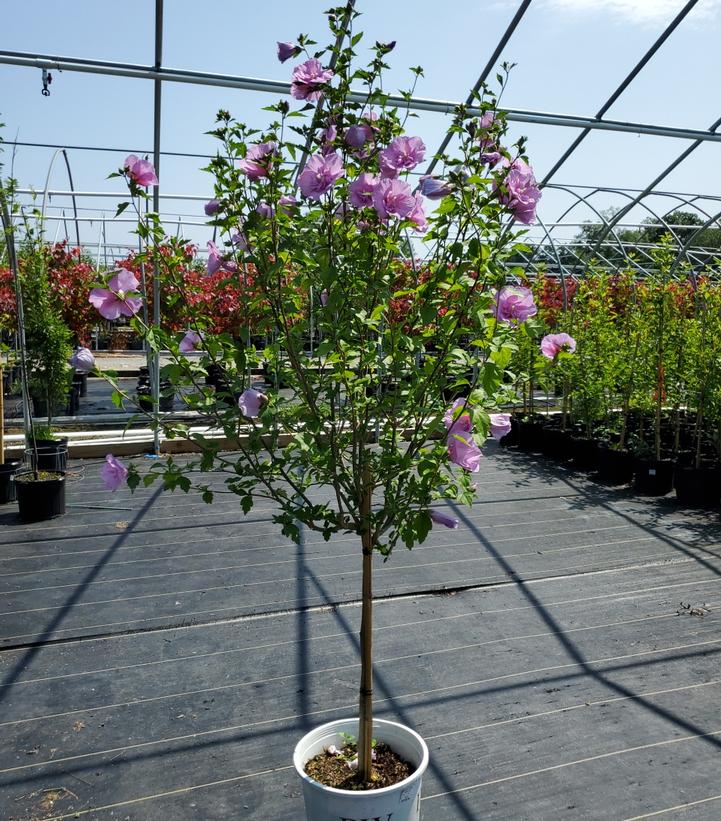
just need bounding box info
[648,469,656,476]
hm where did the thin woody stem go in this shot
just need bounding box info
[357,460,374,783]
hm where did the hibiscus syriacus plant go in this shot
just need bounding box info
[94,6,541,787]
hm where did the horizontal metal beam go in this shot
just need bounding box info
[15,187,207,200]
[3,49,721,143]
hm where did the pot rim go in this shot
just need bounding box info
[15,470,66,484]
[293,717,429,797]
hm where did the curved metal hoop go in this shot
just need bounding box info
[41,148,81,248]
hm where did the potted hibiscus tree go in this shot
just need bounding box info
[92,8,540,819]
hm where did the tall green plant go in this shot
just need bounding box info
[20,238,72,424]
[95,8,541,784]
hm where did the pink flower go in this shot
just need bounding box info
[291,58,334,103]
[489,413,512,440]
[541,333,577,360]
[256,201,274,218]
[238,141,276,180]
[492,286,537,324]
[419,176,452,200]
[379,136,426,178]
[70,346,95,372]
[481,151,502,167]
[206,241,237,275]
[408,194,428,233]
[123,155,158,187]
[238,388,266,417]
[348,173,378,209]
[448,430,483,473]
[495,158,541,225]
[277,41,300,63]
[429,509,459,529]
[101,454,128,492]
[232,229,249,251]
[320,289,329,307]
[279,195,297,214]
[345,124,373,148]
[477,112,497,155]
[444,399,472,434]
[179,331,202,353]
[320,123,337,154]
[206,241,223,275]
[372,178,415,221]
[478,112,496,130]
[204,199,220,216]
[298,152,345,200]
[89,269,143,320]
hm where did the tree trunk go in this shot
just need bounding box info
[357,463,374,783]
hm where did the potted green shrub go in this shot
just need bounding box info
[632,242,676,495]
[18,240,73,423]
[674,273,721,506]
[0,186,66,521]
[92,10,541,818]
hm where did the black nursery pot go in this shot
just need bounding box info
[72,371,88,398]
[517,420,545,453]
[633,457,674,496]
[30,440,69,473]
[674,465,721,508]
[0,460,22,504]
[596,446,634,485]
[571,436,599,471]
[15,472,66,521]
[499,416,519,448]
[541,427,573,461]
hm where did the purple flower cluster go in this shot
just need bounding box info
[206,241,238,275]
[291,58,334,103]
[489,413,512,441]
[101,454,128,492]
[123,155,158,187]
[179,331,202,353]
[238,388,267,417]
[444,398,482,473]
[89,269,143,321]
[238,142,277,180]
[495,158,541,225]
[298,152,345,200]
[277,41,301,63]
[70,346,95,372]
[379,136,425,178]
[541,333,576,359]
[492,286,537,324]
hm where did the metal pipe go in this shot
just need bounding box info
[7,139,215,160]
[41,147,81,247]
[424,0,532,178]
[20,188,209,200]
[3,49,721,142]
[589,113,721,254]
[670,208,721,276]
[539,0,700,185]
[151,0,163,456]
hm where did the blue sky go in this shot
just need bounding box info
[1,0,720,257]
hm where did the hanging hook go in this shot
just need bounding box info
[41,68,52,96]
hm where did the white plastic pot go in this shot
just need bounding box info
[293,717,429,821]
